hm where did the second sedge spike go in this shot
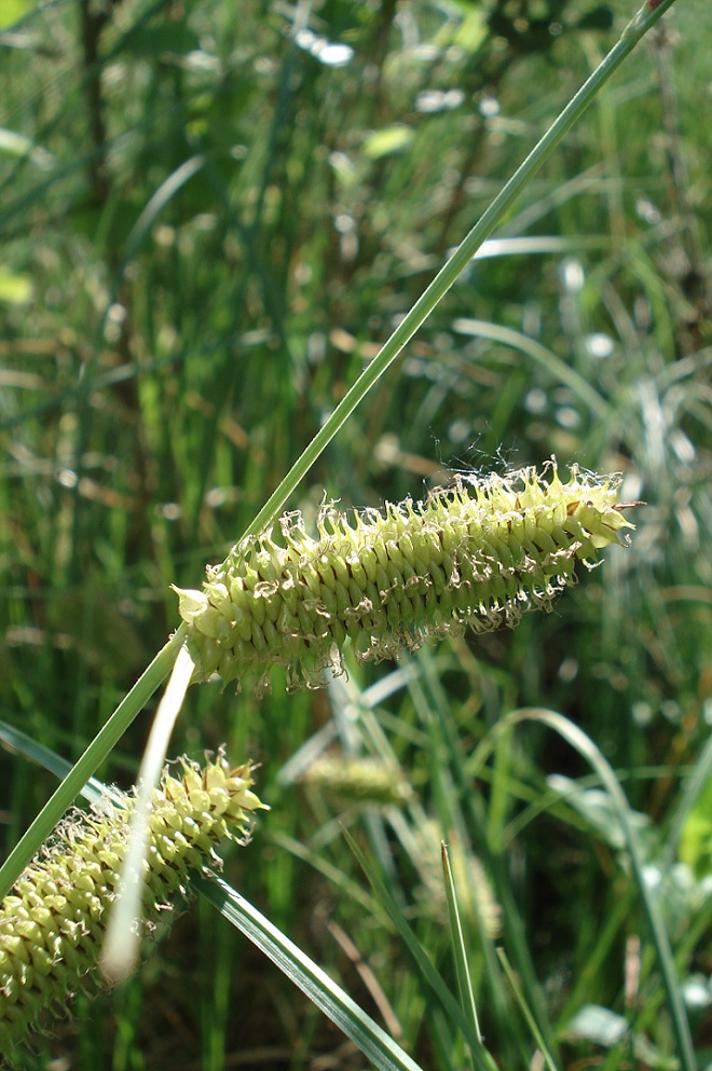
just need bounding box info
[175,461,636,693]
[0,756,264,1056]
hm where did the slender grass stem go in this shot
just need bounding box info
[438,843,483,1062]
[240,0,680,544]
[496,949,561,1071]
[0,0,680,901]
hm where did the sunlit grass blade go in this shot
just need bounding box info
[101,643,195,983]
[496,948,561,1071]
[117,156,205,281]
[469,707,697,1071]
[194,875,425,1071]
[450,318,609,420]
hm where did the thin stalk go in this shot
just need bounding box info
[0,0,680,900]
[0,626,186,900]
[197,875,426,1071]
[440,843,497,1071]
[496,949,561,1071]
[240,0,680,543]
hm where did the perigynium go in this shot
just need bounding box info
[0,756,263,1055]
[175,460,636,693]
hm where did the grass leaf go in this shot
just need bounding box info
[194,875,425,1071]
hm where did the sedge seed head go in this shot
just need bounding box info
[301,755,412,806]
[0,756,264,1057]
[175,460,636,694]
[414,823,501,940]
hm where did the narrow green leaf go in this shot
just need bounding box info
[0,721,119,807]
[450,318,609,420]
[195,876,425,1071]
[470,708,698,1071]
[343,828,482,1055]
[441,843,481,1041]
[496,948,562,1071]
[441,843,499,1071]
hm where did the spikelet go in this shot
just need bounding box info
[0,756,264,1056]
[301,755,412,806]
[413,822,501,940]
[175,461,636,694]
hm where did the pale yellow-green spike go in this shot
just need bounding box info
[0,756,264,1056]
[175,460,636,694]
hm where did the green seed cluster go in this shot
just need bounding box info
[414,823,501,941]
[301,755,412,806]
[175,462,635,693]
[0,757,263,1055]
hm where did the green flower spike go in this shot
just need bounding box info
[414,822,501,941]
[175,460,636,693]
[0,756,263,1055]
[301,754,412,806]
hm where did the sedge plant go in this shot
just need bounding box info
[0,1,697,1068]
[0,0,680,903]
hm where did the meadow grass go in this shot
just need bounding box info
[1,0,710,1067]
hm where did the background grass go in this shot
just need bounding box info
[1,0,710,1068]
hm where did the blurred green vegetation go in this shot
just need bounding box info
[0,0,710,1068]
